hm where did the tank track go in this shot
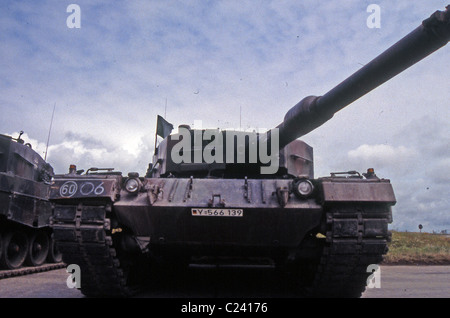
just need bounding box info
[51,202,141,297]
[304,203,392,297]
[0,262,65,280]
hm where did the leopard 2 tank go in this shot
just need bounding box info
[49,6,450,297]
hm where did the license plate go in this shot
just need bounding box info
[191,208,243,217]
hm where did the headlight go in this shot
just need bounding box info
[293,179,314,199]
[125,178,140,194]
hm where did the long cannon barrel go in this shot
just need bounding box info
[276,6,450,149]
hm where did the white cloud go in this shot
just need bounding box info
[347,144,416,168]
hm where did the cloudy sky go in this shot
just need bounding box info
[1,1,448,232]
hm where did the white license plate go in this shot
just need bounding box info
[191,208,244,217]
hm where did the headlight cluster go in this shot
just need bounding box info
[293,178,315,199]
[125,172,142,194]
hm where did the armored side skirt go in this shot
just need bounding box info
[0,173,52,228]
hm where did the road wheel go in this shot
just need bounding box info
[26,230,50,266]
[1,230,29,269]
[47,234,63,263]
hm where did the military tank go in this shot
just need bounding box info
[0,132,62,270]
[49,6,450,297]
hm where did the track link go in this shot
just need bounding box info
[0,262,65,280]
[305,203,392,297]
[51,202,138,297]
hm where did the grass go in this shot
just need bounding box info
[382,231,450,265]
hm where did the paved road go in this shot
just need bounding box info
[362,265,450,298]
[0,265,448,298]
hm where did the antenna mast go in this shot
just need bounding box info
[240,105,242,130]
[44,103,56,161]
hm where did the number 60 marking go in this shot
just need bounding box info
[60,181,78,197]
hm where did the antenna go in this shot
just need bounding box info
[44,103,56,161]
[240,105,242,130]
[165,98,167,118]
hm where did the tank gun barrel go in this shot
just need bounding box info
[276,6,450,149]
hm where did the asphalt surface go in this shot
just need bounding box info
[0,265,449,299]
[361,265,450,298]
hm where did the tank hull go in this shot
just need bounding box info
[50,173,394,297]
